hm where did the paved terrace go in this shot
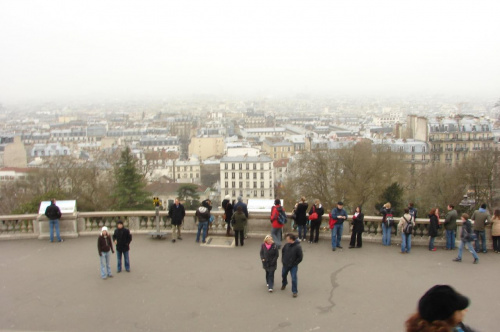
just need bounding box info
[0,235,498,332]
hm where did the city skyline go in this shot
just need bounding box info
[1,0,499,103]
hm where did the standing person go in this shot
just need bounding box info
[471,203,490,253]
[112,221,132,273]
[270,199,285,249]
[195,202,210,243]
[380,202,394,246]
[233,196,249,238]
[308,199,324,244]
[405,285,477,332]
[294,197,308,241]
[349,206,364,248]
[444,204,458,250]
[45,199,63,243]
[428,208,439,251]
[260,235,279,292]
[330,201,348,251]
[453,213,479,264]
[221,195,233,237]
[398,208,415,254]
[281,233,303,298]
[168,198,186,243]
[408,202,418,222]
[491,209,500,253]
[98,226,115,280]
[232,206,247,246]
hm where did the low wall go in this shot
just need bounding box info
[0,211,494,249]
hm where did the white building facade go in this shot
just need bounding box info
[220,155,274,200]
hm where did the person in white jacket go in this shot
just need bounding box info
[398,208,415,254]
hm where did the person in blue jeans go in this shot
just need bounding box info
[428,208,439,251]
[380,202,393,246]
[471,203,490,253]
[44,199,63,242]
[195,204,210,243]
[398,208,414,253]
[97,226,115,279]
[113,220,132,273]
[281,233,303,298]
[453,213,479,264]
[330,201,347,250]
[444,204,458,250]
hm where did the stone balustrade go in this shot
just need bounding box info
[0,211,494,249]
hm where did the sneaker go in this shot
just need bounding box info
[337,245,343,249]
[117,270,121,273]
[58,239,64,242]
[202,241,206,244]
[172,239,176,243]
[473,258,479,264]
[281,285,286,290]
[349,246,355,249]
[126,270,130,272]
[453,258,462,262]
[308,241,312,244]
[331,248,336,251]
[430,248,437,251]
[268,289,273,293]
[108,275,113,278]
[482,251,487,254]
[292,293,297,298]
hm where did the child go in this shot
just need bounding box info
[453,214,479,264]
[260,235,279,292]
[98,226,115,279]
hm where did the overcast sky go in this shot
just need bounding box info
[0,0,499,103]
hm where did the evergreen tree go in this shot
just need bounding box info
[376,182,404,216]
[177,184,200,210]
[112,147,151,210]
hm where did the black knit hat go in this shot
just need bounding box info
[418,285,469,322]
[117,220,123,225]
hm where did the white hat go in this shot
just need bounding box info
[101,226,108,235]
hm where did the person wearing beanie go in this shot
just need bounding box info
[270,199,285,249]
[405,285,476,332]
[97,226,115,280]
[233,196,249,238]
[221,195,233,237]
[113,220,132,272]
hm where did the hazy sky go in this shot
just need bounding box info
[1,0,499,102]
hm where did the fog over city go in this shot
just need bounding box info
[1,0,499,103]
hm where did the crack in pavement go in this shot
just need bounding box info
[317,264,353,314]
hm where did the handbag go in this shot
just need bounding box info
[308,206,318,220]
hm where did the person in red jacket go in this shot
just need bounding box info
[270,199,285,249]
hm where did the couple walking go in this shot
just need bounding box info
[260,233,303,297]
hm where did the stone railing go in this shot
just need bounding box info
[0,211,494,248]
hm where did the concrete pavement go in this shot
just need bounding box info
[0,235,498,332]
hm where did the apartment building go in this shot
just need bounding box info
[220,155,274,199]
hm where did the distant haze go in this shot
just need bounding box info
[0,0,499,103]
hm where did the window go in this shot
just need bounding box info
[239,182,243,188]
[246,173,249,179]
[225,172,228,179]
[224,163,228,170]
[246,181,250,188]
[225,181,228,188]
[232,181,235,187]
[254,190,257,197]
[239,173,243,179]
[232,172,235,179]
[253,182,257,188]
[261,181,264,188]
[232,163,235,170]
[253,164,256,170]
[253,173,257,179]
[239,163,242,170]
[246,164,249,170]
[261,190,265,197]
[260,172,264,179]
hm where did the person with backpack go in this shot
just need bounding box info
[221,195,233,237]
[195,201,211,243]
[453,213,479,264]
[349,206,364,248]
[398,208,415,254]
[270,199,286,249]
[380,202,394,246]
[308,199,324,244]
[260,235,279,292]
[294,197,308,241]
[408,202,418,221]
[330,201,348,251]
[444,204,458,250]
[428,208,439,251]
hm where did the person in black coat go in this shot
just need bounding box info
[168,198,186,242]
[260,235,279,292]
[113,220,132,272]
[428,208,439,251]
[349,206,364,248]
[294,197,309,241]
[281,233,303,298]
[308,199,324,244]
[221,195,233,237]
